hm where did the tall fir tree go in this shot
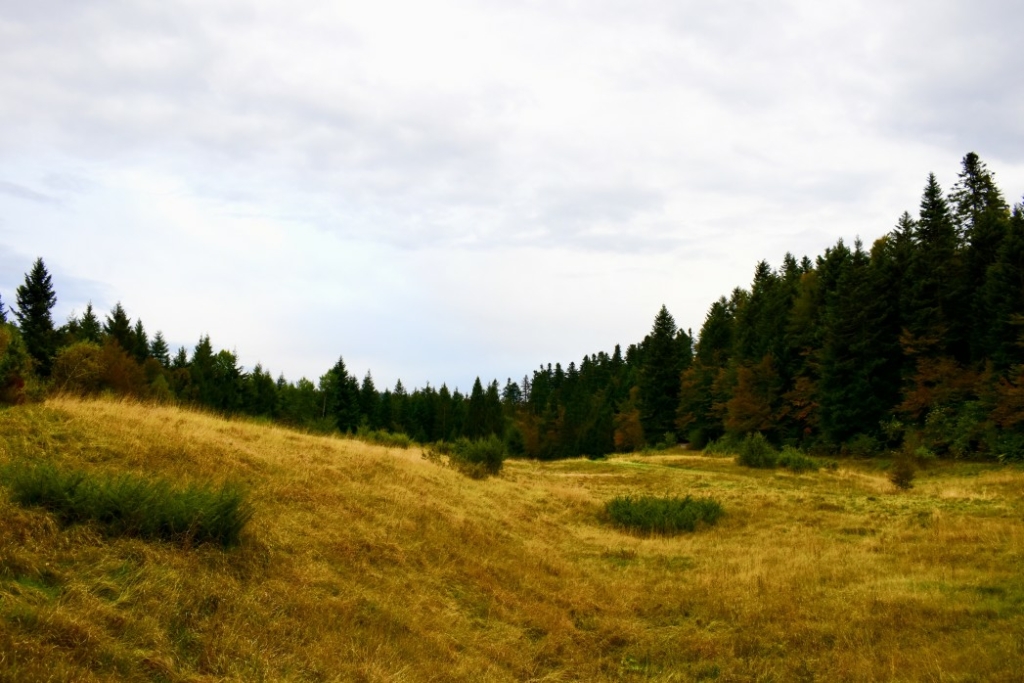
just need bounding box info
[639,305,683,439]
[79,303,101,342]
[14,257,58,375]
[104,302,133,351]
[149,331,171,367]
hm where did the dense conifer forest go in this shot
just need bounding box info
[3,152,1023,460]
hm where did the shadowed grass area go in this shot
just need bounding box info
[3,462,252,547]
[604,494,724,535]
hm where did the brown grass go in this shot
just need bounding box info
[1,396,1023,681]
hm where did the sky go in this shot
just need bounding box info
[2,0,1023,392]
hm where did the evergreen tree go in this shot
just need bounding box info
[0,292,6,324]
[639,305,683,439]
[79,303,101,343]
[359,371,380,428]
[324,356,361,432]
[903,173,966,360]
[104,302,133,351]
[465,377,488,439]
[132,319,149,363]
[14,257,58,375]
[150,331,171,367]
[950,152,1012,361]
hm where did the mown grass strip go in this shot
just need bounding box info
[3,463,252,547]
[604,494,723,535]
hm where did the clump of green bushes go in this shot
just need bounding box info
[356,427,413,449]
[737,433,778,468]
[426,435,506,478]
[777,446,820,473]
[604,494,724,535]
[3,463,252,547]
[735,434,833,473]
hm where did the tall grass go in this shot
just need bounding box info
[3,462,252,547]
[604,494,724,535]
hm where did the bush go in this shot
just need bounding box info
[604,494,724,535]
[702,434,742,457]
[736,433,777,468]
[356,427,413,449]
[889,457,916,491]
[444,435,507,478]
[777,446,819,473]
[3,463,253,547]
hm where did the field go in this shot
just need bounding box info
[1,397,1022,681]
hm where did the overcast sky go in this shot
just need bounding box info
[2,0,1023,391]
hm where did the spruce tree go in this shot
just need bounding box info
[79,303,101,342]
[132,319,149,363]
[147,331,170,367]
[14,257,58,375]
[639,305,683,439]
[104,303,133,351]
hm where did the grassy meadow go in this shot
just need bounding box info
[1,397,1022,681]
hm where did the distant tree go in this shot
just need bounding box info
[150,331,171,367]
[14,257,58,375]
[324,356,361,432]
[132,319,149,363]
[103,302,133,351]
[360,371,380,429]
[639,305,684,438]
[0,292,6,324]
[79,303,101,342]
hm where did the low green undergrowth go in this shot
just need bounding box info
[604,494,724,535]
[357,427,414,449]
[2,462,252,547]
[427,435,506,478]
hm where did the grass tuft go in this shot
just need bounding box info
[604,494,724,535]
[3,462,252,547]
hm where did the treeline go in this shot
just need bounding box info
[523,152,1024,460]
[3,151,1023,460]
[0,266,514,444]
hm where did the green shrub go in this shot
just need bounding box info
[604,494,724,535]
[844,433,880,458]
[736,433,777,468]
[3,463,252,547]
[777,446,819,473]
[357,428,413,449]
[446,435,506,478]
[702,434,742,457]
[889,457,916,491]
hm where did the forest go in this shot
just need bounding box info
[2,152,1023,461]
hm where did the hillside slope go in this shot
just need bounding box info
[1,398,1023,681]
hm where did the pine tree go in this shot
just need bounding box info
[639,305,683,439]
[324,356,361,432]
[950,153,1012,361]
[14,257,58,375]
[0,292,6,324]
[360,371,380,429]
[104,303,133,351]
[132,319,149,363]
[150,331,171,367]
[79,303,101,342]
[465,377,488,439]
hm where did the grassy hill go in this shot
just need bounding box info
[1,397,1022,681]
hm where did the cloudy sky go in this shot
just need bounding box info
[2,0,1023,391]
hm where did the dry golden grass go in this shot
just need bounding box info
[1,397,1023,681]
